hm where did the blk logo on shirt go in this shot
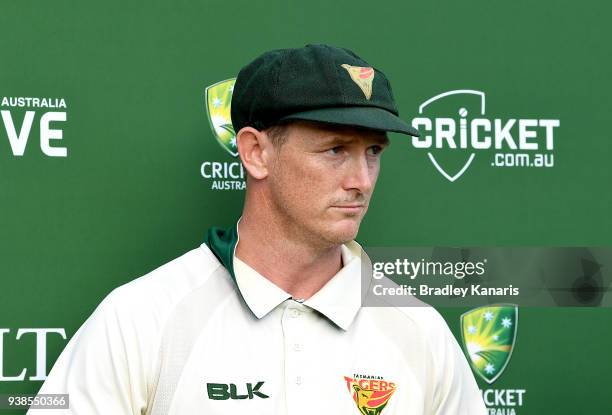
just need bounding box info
[206,381,270,400]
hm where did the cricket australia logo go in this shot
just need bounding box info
[460,304,518,384]
[201,78,245,191]
[205,78,237,157]
[410,90,560,182]
[344,375,396,415]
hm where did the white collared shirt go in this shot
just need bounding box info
[29,240,486,415]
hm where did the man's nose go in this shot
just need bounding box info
[343,153,374,194]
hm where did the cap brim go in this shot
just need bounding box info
[278,106,420,137]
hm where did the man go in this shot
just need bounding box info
[30,44,486,414]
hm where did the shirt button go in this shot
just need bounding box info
[290,309,301,318]
[295,376,302,385]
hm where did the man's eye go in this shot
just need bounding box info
[327,146,343,155]
[367,145,383,155]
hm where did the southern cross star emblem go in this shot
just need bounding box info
[460,304,519,384]
[204,78,238,157]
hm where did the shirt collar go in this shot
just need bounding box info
[233,240,363,331]
[233,256,292,319]
[205,219,365,331]
[302,241,363,330]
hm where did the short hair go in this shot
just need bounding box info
[264,122,291,148]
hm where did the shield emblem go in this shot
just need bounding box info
[418,89,485,182]
[460,304,518,384]
[204,78,237,157]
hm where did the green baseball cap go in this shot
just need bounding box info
[230,44,420,137]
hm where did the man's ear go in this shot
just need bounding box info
[236,127,273,180]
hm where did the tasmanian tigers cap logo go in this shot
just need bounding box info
[344,375,396,415]
[341,64,375,100]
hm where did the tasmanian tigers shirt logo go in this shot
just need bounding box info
[344,374,397,415]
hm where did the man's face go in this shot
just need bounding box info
[265,121,389,248]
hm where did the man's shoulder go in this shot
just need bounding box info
[360,287,456,358]
[367,300,451,337]
[356,244,454,342]
[394,303,452,337]
[34,244,234,407]
[115,243,221,295]
[100,243,232,324]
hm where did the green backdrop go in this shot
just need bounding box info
[1,1,610,414]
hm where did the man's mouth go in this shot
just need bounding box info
[330,204,366,214]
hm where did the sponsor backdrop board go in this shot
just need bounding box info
[1,1,611,414]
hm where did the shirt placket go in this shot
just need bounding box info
[281,300,310,415]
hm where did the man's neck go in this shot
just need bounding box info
[234,214,343,300]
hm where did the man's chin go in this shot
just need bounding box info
[322,219,361,245]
